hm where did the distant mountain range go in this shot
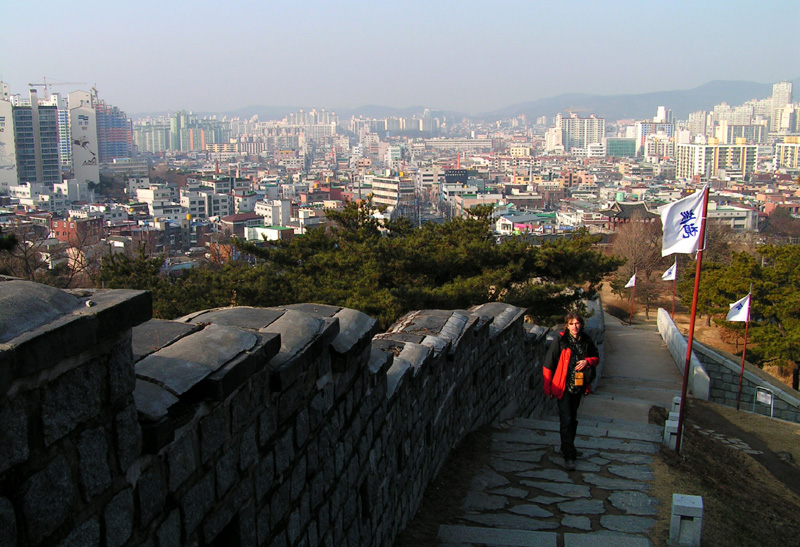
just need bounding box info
[132,78,799,122]
[481,78,800,121]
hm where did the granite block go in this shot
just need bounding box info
[77,427,112,501]
[104,488,134,547]
[21,454,76,544]
[0,394,28,474]
[41,360,103,446]
[137,462,167,526]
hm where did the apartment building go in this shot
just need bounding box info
[774,137,800,170]
[368,175,415,214]
[675,142,757,180]
[556,113,605,152]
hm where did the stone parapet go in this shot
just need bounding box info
[0,278,604,546]
[0,278,150,546]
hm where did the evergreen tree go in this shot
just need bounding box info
[677,246,800,389]
[97,201,622,329]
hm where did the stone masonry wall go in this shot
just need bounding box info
[693,341,800,424]
[0,278,604,546]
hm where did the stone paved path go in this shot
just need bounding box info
[435,314,685,546]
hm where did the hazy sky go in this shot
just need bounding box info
[2,0,798,115]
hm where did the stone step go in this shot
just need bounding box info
[600,374,681,386]
[592,386,682,405]
[564,532,653,546]
[513,417,663,443]
[438,524,557,546]
[438,526,653,546]
[517,416,660,433]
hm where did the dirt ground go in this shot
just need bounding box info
[395,291,800,546]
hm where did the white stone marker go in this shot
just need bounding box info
[663,419,679,450]
[669,493,703,546]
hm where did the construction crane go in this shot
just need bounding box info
[27,77,87,97]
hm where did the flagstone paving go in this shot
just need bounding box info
[434,314,683,546]
[432,314,778,545]
[437,416,663,546]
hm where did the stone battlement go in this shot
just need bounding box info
[0,277,602,546]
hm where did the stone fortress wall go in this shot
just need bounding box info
[0,277,604,546]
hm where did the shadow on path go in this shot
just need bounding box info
[396,312,686,546]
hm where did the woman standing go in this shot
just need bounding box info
[543,312,599,470]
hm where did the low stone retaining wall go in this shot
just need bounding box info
[657,308,800,423]
[692,341,800,423]
[656,308,710,400]
[0,277,606,546]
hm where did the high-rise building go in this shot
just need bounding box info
[747,97,772,121]
[167,111,230,152]
[544,127,564,154]
[555,113,605,152]
[0,97,17,193]
[653,106,674,124]
[133,118,170,153]
[773,104,798,132]
[95,99,132,163]
[12,90,61,186]
[642,134,675,162]
[38,93,72,170]
[771,81,793,131]
[688,111,708,137]
[69,91,100,186]
[715,121,767,144]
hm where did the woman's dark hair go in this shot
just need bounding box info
[564,311,584,329]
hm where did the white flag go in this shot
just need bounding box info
[625,273,636,288]
[658,188,706,257]
[661,260,677,281]
[726,294,751,322]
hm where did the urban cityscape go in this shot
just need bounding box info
[4,65,800,546]
[1,78,799,282]
[5,0,800,543]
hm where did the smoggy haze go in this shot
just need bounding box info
[2,0,798,114]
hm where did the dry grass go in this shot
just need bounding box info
[648,399,800,546]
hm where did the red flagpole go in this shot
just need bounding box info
[736,317,750,411]
[675,187,710,454]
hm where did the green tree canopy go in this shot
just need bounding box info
[677,245,800,388]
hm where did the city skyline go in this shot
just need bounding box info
[3,0,798,115]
